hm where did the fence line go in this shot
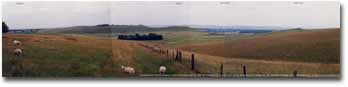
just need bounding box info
[137,43,328,78]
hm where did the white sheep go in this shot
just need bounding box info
[13,40,21,46]
[121,65,135,74]
[13,48,22,56]
[159,66,166,75]
[154,47,160,51]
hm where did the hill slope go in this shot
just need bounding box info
[181,29,341,64]
[3,33,340,77]
[2,34,198,77]
[37,25,195,34]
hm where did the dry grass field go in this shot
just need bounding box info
[2,34,198,77]
[2,28,340,77]
[181,29,340,64]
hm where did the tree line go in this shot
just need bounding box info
[118,33,163,40]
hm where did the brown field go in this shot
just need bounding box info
[3,34,197,77]
[2,28,341,77]
[180,29,341,64]
[156,49,339,75]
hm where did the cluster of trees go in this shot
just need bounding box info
[96,24,110,27]
[118,33,163,40]
[3,22,9,33]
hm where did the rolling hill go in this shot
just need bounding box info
[2,34,199,77]
[3,28,340,77]
[37,25,196,34]
[180,28,341,64]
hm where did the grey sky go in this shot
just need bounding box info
[2,2,340,29]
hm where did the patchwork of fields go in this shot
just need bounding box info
[2,28,341,77]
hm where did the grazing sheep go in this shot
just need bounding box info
[159,66,166,75]
[13,48,22,56]
[13,40,21,46]
[154,47,160,52]
[121,65,135,74]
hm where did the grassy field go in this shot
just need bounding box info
[136,31,228,48]
[2,34,201,77]
[180,29,341,64]
[2,28,341,77]
[3,34,113,77]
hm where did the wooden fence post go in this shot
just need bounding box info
[243,65,246,78]
[191,54,195,70]
[175,51,178,61]
[293,70,298,77]
[179,51,182,62]
[220,63,224,76]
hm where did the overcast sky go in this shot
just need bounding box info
[2,2,340,29]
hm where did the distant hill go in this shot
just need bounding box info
[181,28,341,64]
[199,29,275,34]
[36,25,294,34]
[37,25,195,34]
[188,25,290,30]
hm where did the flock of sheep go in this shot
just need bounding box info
[13,40,23,57]
[121,65,167,75]
[11,39,166,75]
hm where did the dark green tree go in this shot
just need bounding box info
[2,22,9,33]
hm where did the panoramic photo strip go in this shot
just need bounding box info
[2,1,340,78]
